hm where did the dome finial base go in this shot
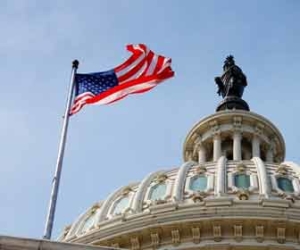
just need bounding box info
[216,96,250,112]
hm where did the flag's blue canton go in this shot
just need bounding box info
[75,70,118,96]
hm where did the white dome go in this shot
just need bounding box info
[59,110,300,250]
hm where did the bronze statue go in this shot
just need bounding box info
[215,56,250,111]
[215,55,247,98]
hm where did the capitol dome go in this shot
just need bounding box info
[59,57,300,250]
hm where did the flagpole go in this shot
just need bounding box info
[43,60,79,240]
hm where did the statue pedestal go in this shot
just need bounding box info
[216,96,250,112]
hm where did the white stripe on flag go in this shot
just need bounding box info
[145,54,158,76]
[115,45,149,79]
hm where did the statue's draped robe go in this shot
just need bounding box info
[220,65,247,98]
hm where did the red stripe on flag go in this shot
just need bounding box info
[114,45,143,73]
[153,55,165,75]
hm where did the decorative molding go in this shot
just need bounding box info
[191,227,201,244]
[277,227,286,244]
[150,233,160,248]
[233,225,242,242]
[232,116,242,131]
[171,229,180,245]
[213,225,222,242]
[130,236,140,250]
[255,225,264,242]
[70,217,300,249]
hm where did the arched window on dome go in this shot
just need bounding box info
[148,183,167,200]
[189,175,207,192]
[112,196,130,215]
[277,177,294,192]
[80,210,97,233]
[234,174,250,189]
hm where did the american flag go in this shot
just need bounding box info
[70,44,174,115]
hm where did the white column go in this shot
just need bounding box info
[213,134,222,161]
[233,131,242,161]
[252,135,260,158]
[198,144,207,164]
[215,156,226,197]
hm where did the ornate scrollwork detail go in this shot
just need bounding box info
[122,186,133,196]
[276,165,288,175]
[91,204,100,214]
[154,173,168,183]
[194,165,207,175]
[236,164,246,173]
[190,191,207,203]
[236,189,250,200]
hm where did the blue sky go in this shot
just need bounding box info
[0,0,299,239]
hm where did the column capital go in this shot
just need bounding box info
[252,134,261,142]
[213,133,221,140]
[254,123,264,136]
[194,135,204,148]
[232,130,242,138]
[209,120,220,136]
